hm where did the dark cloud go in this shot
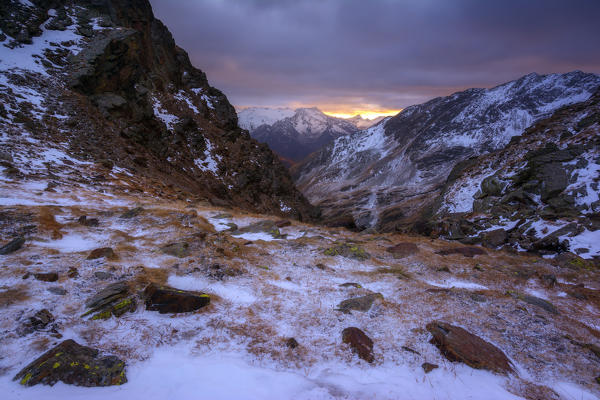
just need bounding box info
[149,0,600,110]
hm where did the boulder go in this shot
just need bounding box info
[436,246,486,258]
[48,287,67,296]
[323,242,370,260]
[422,362,439,373]
[337,293,383,313]
[119,207,144,219]
[509,291,558,314]
[0,237,25,255]
[386,242,419,258]
[77,216,99,227]
[82,282,135,320]
[481,175,505,197]
[480,229,507,248]
[144,283,210,313]
[342,327,374,363]
[14,339,126,387]
[160,242,190,258]
[87,247,117,260]
[426,321,513,374]
[34,272,59,282]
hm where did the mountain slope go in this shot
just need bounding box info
[0,0,316,220]
[293,72,600,230]
[239,107,360,164]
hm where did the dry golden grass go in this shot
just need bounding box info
[133,267,170,287]
[0,285,30,307]
[37,206,64,239]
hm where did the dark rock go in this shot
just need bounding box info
[470,293,487,302]
[509,292,558,314]
[437,266,451,273]
[67,267,79,278]
[13,339,126,387]
[386,242,419,258]
[160,242,190,258]
[144,283,210,314]
[339,282,362,289]
[286,338,299,349]
[426,321,513,374]
[480,229,507,248]
[25,309,55,331]
[94,271,113,280]
[540,274,557,288]
[342,327,374,363]
[34,272,59,282]
[48,287,67,296]
[119,207,143,219]
[82,282,135,320]
[401,346,421,355]
[422,362,439,373]
[78,216,99,227]
[85,282,128,310]
[87,247,117,260]
[481,175,505,197]
[275,220,292,228]
[324,242,369,260]
[337,293,383,313]
[0,237,25,255]
[436,247,486,258]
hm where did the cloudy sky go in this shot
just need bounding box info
[150,0,600,116]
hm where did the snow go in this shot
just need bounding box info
[168,276,257,305]
[561,228,600,259]
[194,139,222,174]
[33,234,107,253]
[443,174,484,213]
[237,107,295,131]
[565,154,600,213]
[174,90,199,114]
[425,279,488,290]
[0,344,527,400]
[201,94,215,110]
[151,96,179,130]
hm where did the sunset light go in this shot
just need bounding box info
[322,109,402,120]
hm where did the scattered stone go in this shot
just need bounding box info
[119,207,143,219]
[426,321,513,374]
[205,263,242,280]
[78,216,99,227]
[339,282,362,289]
[47,287,67,296]
[275,220,291,228]
[337,293,383,313]
[22,309,55,333]
[422,362,439,373]
[401,346,421,355]
[85,282,129,310]
[437,266,451,273]
[0,237,25,255]
[34,272,59,282]
[67,267,79,278]
[342,327,374,363]
[160,242,190,258]
[144,283,210,314]
[508,291,558,314]
[436,247,486,258]
[315,263,327,270]
[87,247,117,260]
[286,338,299,349]
[13,339,126,387]
[386,242,419,258]
[324,242,370,260]
[94,271,113,280]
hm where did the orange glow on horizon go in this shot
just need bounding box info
[322,109,402,120]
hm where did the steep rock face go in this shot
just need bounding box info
[429,88,600,258]
[239,107,360,164]
[0,0,315,220]
[293,72,600,230]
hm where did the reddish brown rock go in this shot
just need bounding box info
[87,247,117,260]
[426,321,513,374]
[421,362,438,373]
[144,283,210,314]
[386,242,419,258]
[342,327,374,363]
[34,272,58,282]
[275,220,292,228]
[436,247,486,258]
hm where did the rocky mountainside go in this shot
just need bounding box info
[0,0,315,220]
[427,87,600,258]
[238,107,362,164]
[346,114,386,130]
[293,72,600,234]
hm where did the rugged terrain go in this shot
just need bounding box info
[0,0,315,221]
[239,107,380,165]
[293,72,600,233]
[1,147,600,399]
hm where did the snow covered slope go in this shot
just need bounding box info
[293,72,600,231]
[0,0,315,220]
[238,107,360,164]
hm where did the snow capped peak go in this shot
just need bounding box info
[237,107,295,131]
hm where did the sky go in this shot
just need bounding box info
[150,0,600,117]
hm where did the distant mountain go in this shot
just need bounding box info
[292,71,600,232]
[238,107,382,164]
[346,115,387,129]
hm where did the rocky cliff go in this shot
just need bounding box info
[293,72,600,231]
[0,0,316,220]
